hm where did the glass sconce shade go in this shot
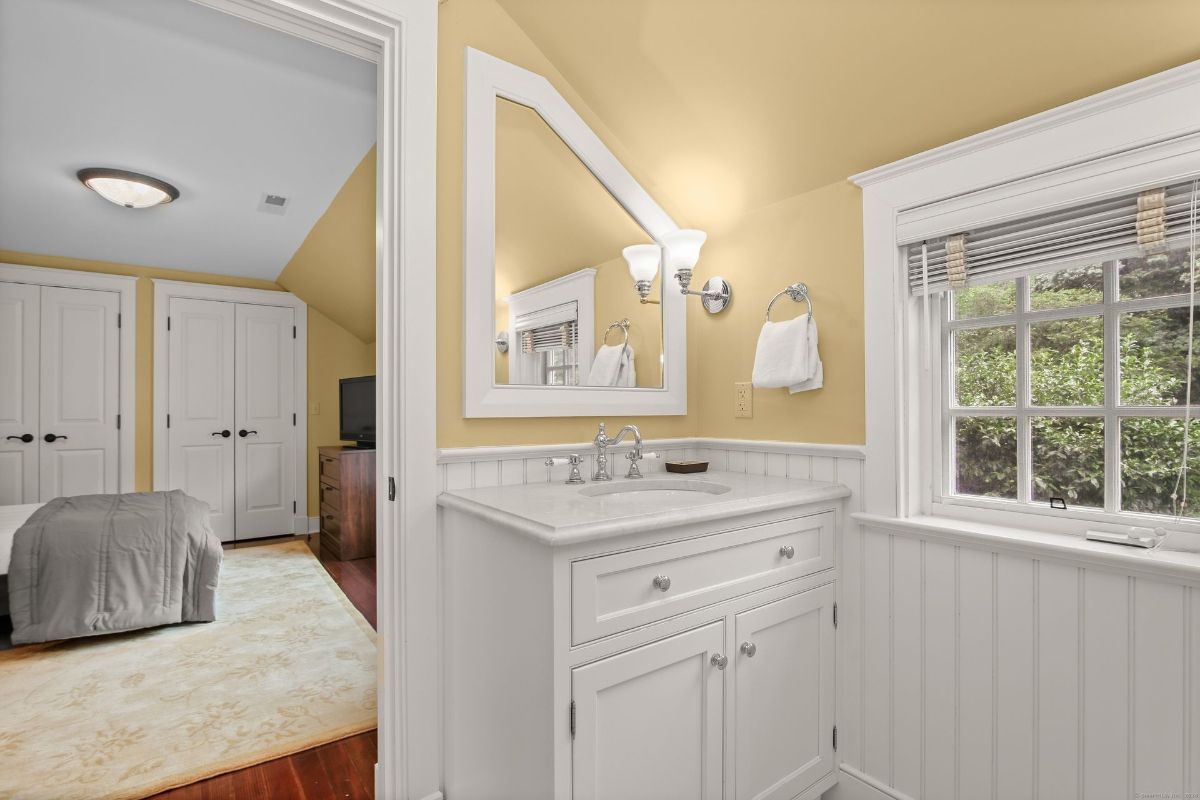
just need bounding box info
[662,229,706,273]
[623,244,661,283]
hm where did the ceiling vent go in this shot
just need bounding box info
[258,193,289,215]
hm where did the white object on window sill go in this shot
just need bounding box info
[853,512,1200,585]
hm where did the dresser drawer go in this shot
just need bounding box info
[571,511,834,645]
[319,482,341,510]
[319,504,341,537]
[319,454,341,484]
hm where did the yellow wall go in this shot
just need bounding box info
[306,307,375,514]
[436,0,698,447]
[278,145,377,344]
[0,250,279,492]
[693,181,864,443]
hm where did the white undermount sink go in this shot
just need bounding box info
[579,478,733,500]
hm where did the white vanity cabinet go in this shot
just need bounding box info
[439,472,848,800]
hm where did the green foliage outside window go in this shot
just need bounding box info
[952,257,1200,517]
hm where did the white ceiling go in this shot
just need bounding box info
[0,0,376,280]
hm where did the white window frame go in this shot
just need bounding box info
[929,249,1200,533]
[853,59,1200,535]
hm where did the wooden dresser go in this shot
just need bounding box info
[318,445,377,561]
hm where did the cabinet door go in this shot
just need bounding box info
[39,286,120,499]
[733,584,835,800]
[234,303,295,539]
[0,281,40,504]
[573,621,725,800]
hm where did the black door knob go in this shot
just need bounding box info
[211,430,232,438]
[44,433,68,443]
[5,434,34,443]
[238,429,258,438]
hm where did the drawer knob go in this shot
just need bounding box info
[740,641,757,658]
[779,545,795,559]
[652,574,672,592]
[710,653,728,670]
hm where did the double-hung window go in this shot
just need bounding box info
[912,182,1200,526]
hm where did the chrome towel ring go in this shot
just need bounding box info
[603,318,631,346]
[765,283,813,321]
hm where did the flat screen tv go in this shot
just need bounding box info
[339,376,376,447]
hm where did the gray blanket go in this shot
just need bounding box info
[8,491,222,645]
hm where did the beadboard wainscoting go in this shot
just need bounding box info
[834,516,1200,800]
[436,438,866,502]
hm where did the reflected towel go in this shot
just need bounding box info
[587,344,636,387]
[752,314,823,393]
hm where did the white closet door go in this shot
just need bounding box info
[168,298,236,541]
[39,286,120,500]
[234,303,295,539]
[0,281,40,504]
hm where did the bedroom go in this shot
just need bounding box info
[0,0,381,795]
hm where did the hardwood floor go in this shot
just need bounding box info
[151,535,378,800]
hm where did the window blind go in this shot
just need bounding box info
[519,321,577,354]
[905,179,1198,294]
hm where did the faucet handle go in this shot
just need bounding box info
[546,454,586,485]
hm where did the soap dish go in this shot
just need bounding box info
[666,460,709,474]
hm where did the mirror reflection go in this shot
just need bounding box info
[493,98,664,389]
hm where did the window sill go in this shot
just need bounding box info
[852,512,1200,586]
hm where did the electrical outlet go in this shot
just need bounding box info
[734,382,753,418]
[310,401,321,415]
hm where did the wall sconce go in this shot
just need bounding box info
[663,229,731,314]
[623,244,662,305]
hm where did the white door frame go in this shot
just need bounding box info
[0,261,136,494]
[151,279,308,532]
[181,2,439,798]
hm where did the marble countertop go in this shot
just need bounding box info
[438,471,850,546]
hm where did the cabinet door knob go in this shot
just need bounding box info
[740,641,757,658]
[779,545,795,559]
[652,574,672,592]
[710,653,728,670]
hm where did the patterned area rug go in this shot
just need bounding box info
[0,540,376,799]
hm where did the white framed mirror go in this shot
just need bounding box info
[463,48,686,417]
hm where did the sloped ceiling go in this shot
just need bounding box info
[495,0,1200,232]
[277,146,377,343]
[0,0,376,281]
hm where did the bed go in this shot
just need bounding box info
[0,503,41,617]
[3,491,222,645]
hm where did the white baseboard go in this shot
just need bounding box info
[825,766,914,800]
[307,516,319,534]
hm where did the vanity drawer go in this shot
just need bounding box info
[571,511,834,645]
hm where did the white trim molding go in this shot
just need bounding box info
[0,261,137,494]
[462,47,687,417]
[150,278,309,533]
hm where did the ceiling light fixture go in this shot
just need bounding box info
[77,168,180,209]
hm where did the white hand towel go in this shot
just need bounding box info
[752,314,822,392]
[587,344,636,387]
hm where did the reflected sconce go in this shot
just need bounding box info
[623,244,662,305]
[663,229,731,314]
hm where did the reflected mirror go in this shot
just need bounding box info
[493,98,664,389]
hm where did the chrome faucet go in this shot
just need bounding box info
[592,422,645,480]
